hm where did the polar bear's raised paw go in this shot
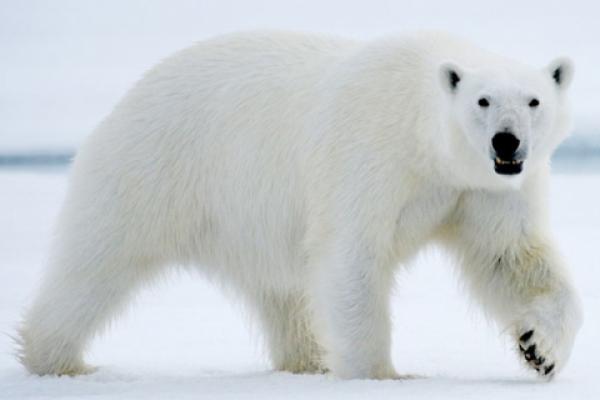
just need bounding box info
[518,329,556,378]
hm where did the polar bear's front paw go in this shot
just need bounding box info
[517,329,556,378]
[512,292,582,379]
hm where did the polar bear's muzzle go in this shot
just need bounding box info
[491,132,524,175]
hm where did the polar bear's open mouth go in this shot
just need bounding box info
[494,157,523,175]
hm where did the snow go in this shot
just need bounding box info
[1,0,600,151]
[0,170,599,399]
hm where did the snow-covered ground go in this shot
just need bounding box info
[0,170,598,399]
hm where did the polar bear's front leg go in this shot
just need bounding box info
[448,191,583,379]
[311,249,397,379]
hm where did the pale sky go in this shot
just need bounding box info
[1,0,599,150]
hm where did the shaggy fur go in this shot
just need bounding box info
[18,31,582,379]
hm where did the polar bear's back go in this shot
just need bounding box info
[68,32,360,287]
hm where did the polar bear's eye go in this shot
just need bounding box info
[478,98,490,108]
[529,98,540,108]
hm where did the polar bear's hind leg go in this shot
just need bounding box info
[18,200,163,376]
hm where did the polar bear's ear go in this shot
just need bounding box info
[546,57,574,90]
[439,61,464,94]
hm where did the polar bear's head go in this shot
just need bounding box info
[438,58,573,189]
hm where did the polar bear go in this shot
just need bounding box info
[19,31,582,379]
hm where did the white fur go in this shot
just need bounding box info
[18,31,582,379]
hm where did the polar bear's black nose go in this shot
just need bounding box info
[492,132,520,159]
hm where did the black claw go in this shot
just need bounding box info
[544,364,555,375]
[520,330,534,343]
[519,344,526,352]
[524,344,537,361]
[534,357,545,366]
